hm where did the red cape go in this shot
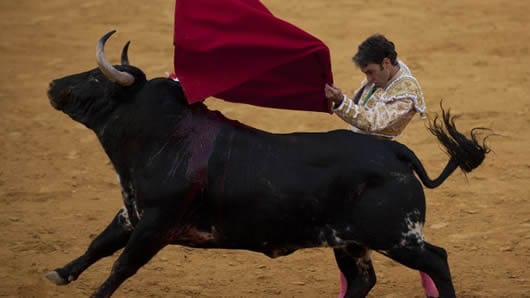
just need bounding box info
[173,0,333,113]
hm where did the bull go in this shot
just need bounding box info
[46,31,489,298]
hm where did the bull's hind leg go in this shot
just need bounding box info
[46,209,132,286]
[381,242,455,298]
[334,245,376,298]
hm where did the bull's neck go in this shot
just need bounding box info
[96,104,223,180]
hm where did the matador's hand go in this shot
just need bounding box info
[325,84,344,107]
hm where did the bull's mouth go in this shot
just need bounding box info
[48,93,59,110]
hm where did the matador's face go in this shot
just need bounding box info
[360,58,394,89]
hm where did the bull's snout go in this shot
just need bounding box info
[48,81,56,94]
[47,80,62,110]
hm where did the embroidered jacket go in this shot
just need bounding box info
[333,60,426,139]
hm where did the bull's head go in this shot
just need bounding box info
[47,31,146,128]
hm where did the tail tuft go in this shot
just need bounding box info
[428,103,491,173]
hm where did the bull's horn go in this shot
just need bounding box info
[96,30,135,86]
[121,41,131,65]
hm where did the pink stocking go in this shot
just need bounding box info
[337,272,347,298]
[420,271,439,297]
[338,270,438,297]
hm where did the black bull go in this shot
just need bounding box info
[46,31,489,298]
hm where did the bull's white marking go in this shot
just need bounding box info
[118,207,134,232]
[356,250,372,271]
[356,250,374,283]
[117,175,142,230]
[390,171,410,183]
[399,210,425,248]
[318,228,348,247]
[378,249,390,255]
[331,229,345,245]
[132,197,141,219]
[318,230,330,247]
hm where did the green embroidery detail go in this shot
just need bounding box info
[362,86,377,106]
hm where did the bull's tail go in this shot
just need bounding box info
[399,105,491,189]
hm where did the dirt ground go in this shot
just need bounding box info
[1,0,529,297]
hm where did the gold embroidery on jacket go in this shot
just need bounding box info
[333,60,425,138]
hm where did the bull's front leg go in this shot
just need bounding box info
[89,208,175,298]
[46,209,132,285]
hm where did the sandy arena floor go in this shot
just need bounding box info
[1,0,529,297]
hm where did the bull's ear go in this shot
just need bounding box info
[107,66,147,100]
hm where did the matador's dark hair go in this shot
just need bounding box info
[353,34,398,67]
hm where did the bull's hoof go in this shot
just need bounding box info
[46,270,69,285]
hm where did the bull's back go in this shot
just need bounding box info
[208,128,404,193]
[202,129,400,231]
